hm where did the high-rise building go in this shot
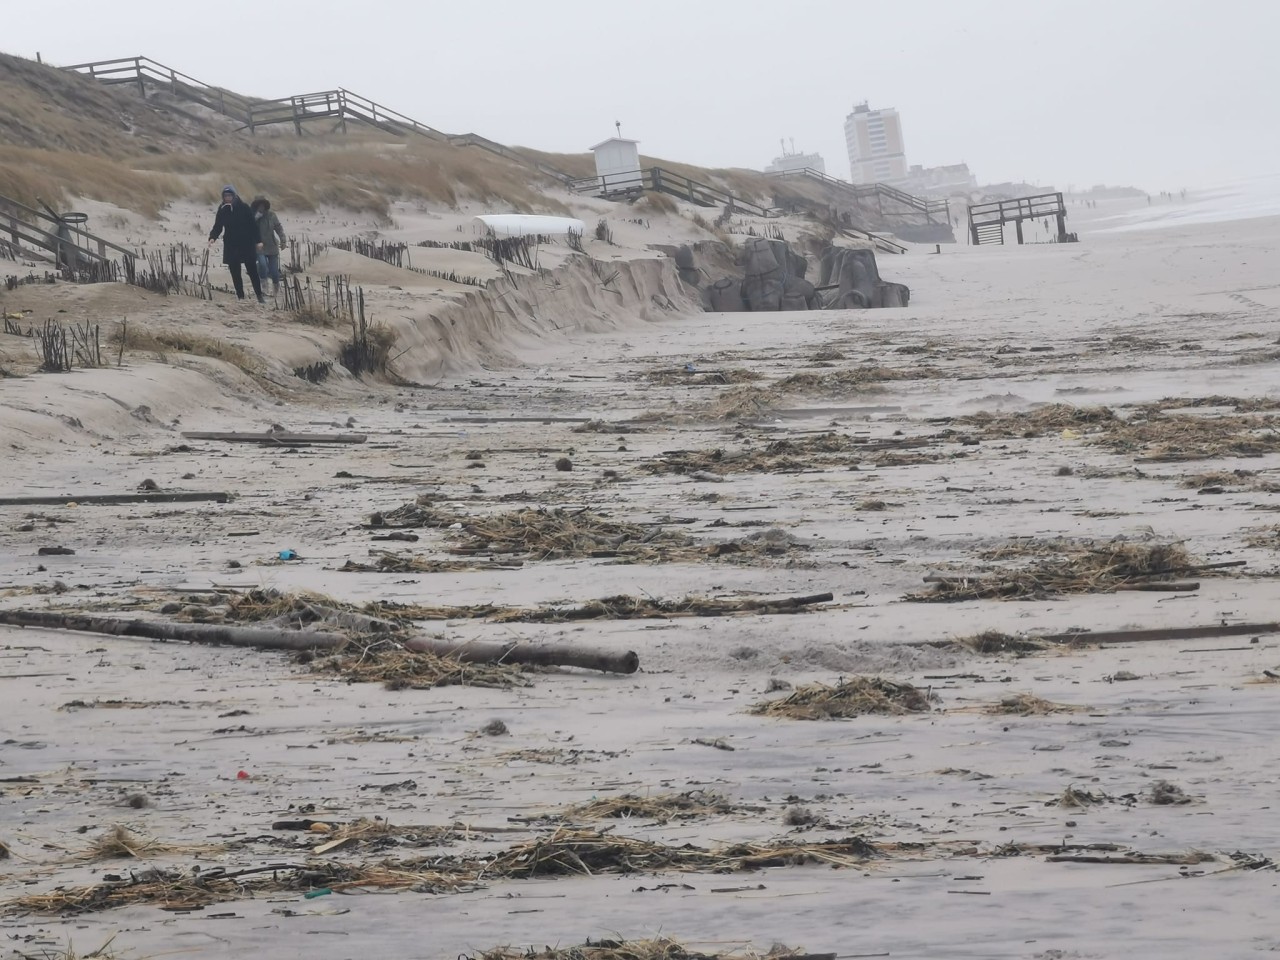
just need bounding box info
[844,102,907,184]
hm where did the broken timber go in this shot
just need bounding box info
[180,432,367,445]
[0,609,638,675]
[0,492,232,507]
[1044,621,1280,646]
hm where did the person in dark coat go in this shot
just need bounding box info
[207,185,264,303]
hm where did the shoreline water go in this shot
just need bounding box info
[1090,172,1280,233]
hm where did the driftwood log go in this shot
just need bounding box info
[0,609,639,675]
[0,492,232,507]
[180,432,367,445]
[1043,621,1280,646]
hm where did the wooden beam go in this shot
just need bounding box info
[180,431,367,444]
[0,491,232,507]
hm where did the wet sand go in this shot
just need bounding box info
[3,206,1280,958]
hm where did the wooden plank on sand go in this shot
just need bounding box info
[0,492,233,507]
[181,432,367,444]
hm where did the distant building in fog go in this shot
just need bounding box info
[765,140,825,175]
[902,162,978,196]
[844,102,907,184]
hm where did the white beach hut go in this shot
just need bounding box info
[590,137,641,195]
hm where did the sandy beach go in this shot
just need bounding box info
[2,182,1280,960]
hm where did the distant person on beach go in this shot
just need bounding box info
[207,185,264,303]
[251,196,287,295]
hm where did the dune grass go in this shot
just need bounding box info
[114,325,260,373]
[0,146,185,217]
[136,140,569,218]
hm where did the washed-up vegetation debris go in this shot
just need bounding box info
[369,500,693,561]
[912,539,1220,602]
[339,552,522,574]
[6,829,877,916]
[955,403,1280,461]
[946,630,1050,655]
[81,825,219,862]
[985,693,1081,716]
[314,640,526,690]
[468,938,826,960]
[751,677,933,720]
[561,790,738,823]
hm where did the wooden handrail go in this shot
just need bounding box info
[770,167,948,219]
[64,55,255,121]
[0,194,136,262]
[576,167,775,217]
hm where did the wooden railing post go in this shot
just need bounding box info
[135,57,145,98]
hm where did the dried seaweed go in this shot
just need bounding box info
[81,825,218,862]
[645,434,931,476]
[1150,395,1280,413]
[1148,780,1194,805]
[572,419,646,434]
[957,403,1280,461]
[959,404,1119,438]
[317,818,461,851]
[370,502,693,562]
[777,366,934,394]
[361,591,830,626]
[7,860,472,915]
[470,938,819,960]
[1245,525,1280,548]
[985,693,1080,716]
[1053,786,1111,808]
[705,385,784,420]
[339,552,521,574]
[643,367,763,386]
[950,631,1049,655]
[751,677,933,720]
[912,540,1199,602]
[562,791,737,823]
[315,639,526,690]
[7,828,882,915]
[1179,469,1254,489]
[479,829,876,880]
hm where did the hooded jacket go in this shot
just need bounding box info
[208,192,259,264]
[252,198,287,256]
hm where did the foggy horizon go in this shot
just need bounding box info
[4,0,1275,193]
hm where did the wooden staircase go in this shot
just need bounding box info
[973,221,1004,245]
[769,168,950,224]
[62,56,578,186]
[570,167,776,218]
[967,192,1069,246]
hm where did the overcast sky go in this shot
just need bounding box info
[6,0,1275,190]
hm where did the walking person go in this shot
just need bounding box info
[208,185,264,303]
[251,196,287,295]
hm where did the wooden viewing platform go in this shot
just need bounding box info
[967,192,1070,245]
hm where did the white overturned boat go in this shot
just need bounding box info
[474,214,585,239]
